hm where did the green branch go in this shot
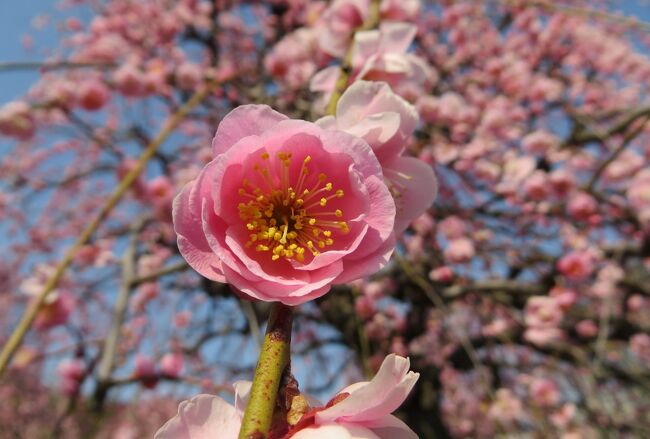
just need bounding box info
[238,303,293,439]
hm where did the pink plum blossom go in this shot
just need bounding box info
[529,378,561,407]
[524,296,563,329]
[155,394,241,439]
[160,353,184,378]
[58,358,85,396]
[429,266,453,282]
[311,23,434,103]
[487,388,523,425]
[134,355,158,389]
[264,28,325,90]
[0,101,36,140]
[521,130,558,155]
[557,251,595,280]
[155,354,418,439]
[576,320,598,338]
[76,80,110,111]
[437,216,466,240]
[444,238,475,263]
[567,192,597,221]
[113,64,146,97]
[173,104,396,305]
[317,81,437,231]
[175,63,203,90]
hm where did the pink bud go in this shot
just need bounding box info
[77,81,110,111]
[160,353,184,378]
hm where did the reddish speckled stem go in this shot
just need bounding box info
[238,303,293,439]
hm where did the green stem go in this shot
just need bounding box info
[238,303,293,439]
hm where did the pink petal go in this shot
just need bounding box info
[172,164,226,282]
[234,381,252,416]
[364,415,418,439]
[154,395,240,439]
[310,66,341,93]
[383,156,437,232]
[353,29,381,67]
[378,22,417,53]
[333,81,418,160]
[316,354,419,424]
[212,105,287,155]
[291,423,381,439]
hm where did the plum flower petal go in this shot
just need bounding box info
[317,81,436,231]
[154,395,240,439]
[382,156,438,233]
[291,423,381,439]
[317,354,419,425]
[174,104,396,304]
[212,105,288,155]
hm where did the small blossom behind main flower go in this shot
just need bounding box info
[155,354,420,439]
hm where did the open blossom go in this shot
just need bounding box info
[316,81,437,231]
[0,100,36,140]
[57,358,86,396]
[264,28,325,90]
[312,23,434,104]
[557,250,594,280]
[315,0,421,58]
[173,105,396,305]
[155,354,419,439]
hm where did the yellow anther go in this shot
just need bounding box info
[325,238,333,245]
[308,218,317,226]
[247,223,256,231]
[303,155,312,163]
[336,190,344,198]
[325,183,333,191]
[318,241,325,248]
[339,222,350,233]
[256,245,270,252]
[273,245,285,255]
[238,188,246,195]
[335,209,343,217]
[320,198,327,206]
[323,230,332,237]
[261,152,270,160]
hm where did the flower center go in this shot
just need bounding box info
[237,151,350,263]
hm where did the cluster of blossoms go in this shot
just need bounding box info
[2,0,650,438]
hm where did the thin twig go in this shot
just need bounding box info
[94,217,147,408]
[0,60,115,72]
